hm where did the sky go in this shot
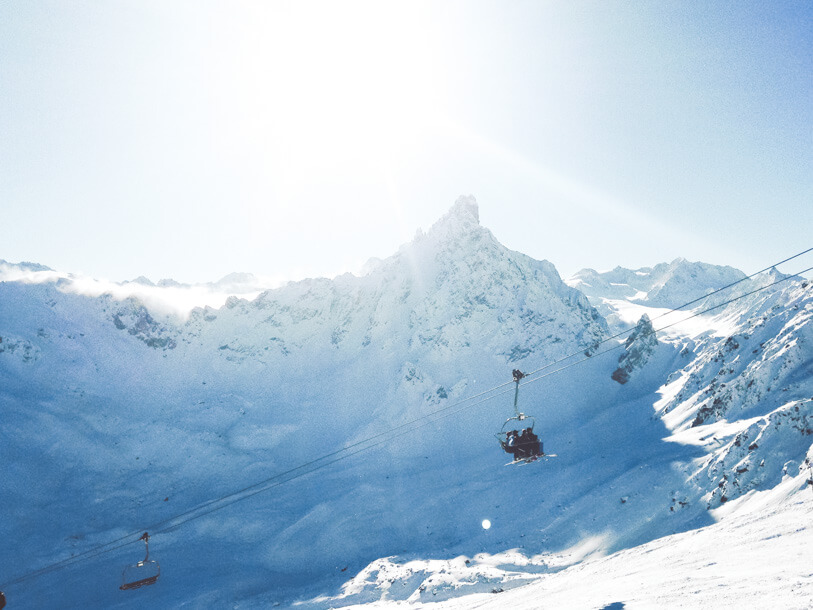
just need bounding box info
[1,0,811,285]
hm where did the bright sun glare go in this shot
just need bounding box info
[217,2,445,188]
[190,1,451,267]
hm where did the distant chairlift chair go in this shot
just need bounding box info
[120,532,160,591]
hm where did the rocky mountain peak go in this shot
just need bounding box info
[612,313,657,384]
[425,195,481,239]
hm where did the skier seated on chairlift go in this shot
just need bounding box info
[518,427,542,458]
[506,428,542,460]
[505,428,542,460]
[505,429,520,458]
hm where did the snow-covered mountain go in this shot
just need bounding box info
[568,259,748,308]
[1,198,811,609]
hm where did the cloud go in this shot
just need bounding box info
[0,261,272,319]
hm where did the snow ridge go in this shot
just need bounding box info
[568,258,748,309]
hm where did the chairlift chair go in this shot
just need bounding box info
[120,532,160,591]
[496,370,540,455]
[496,412,537,451]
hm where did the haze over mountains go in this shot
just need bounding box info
[1,198,811,608]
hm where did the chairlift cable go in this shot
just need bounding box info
[521,265,813,389]
[2,384,513,591]
[150,391,505,536]
[0,381,514,589]
[96,256,812,535]
[2,252,810,592]
[141,263,812,538]
[521,248,813,382]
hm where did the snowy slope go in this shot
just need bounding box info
[316,274,812,609]
[329,481,813,609]
[1,199,811,609]
[1,197,609,607]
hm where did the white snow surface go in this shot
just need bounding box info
[327,482,813,609]
[1,198,811,608]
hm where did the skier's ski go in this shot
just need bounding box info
[505,454,557,466]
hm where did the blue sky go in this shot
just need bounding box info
[1,1,810,284]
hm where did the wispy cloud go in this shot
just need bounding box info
[0,262,274,319]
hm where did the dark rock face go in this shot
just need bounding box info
[612,314,657,384]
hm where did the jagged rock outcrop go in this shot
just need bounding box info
[185,196,608,371]
[0,334,41,363]
[693,399,812,508]
[611,314,657,384]
[656,280,812,428]
[111,298,178,349]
